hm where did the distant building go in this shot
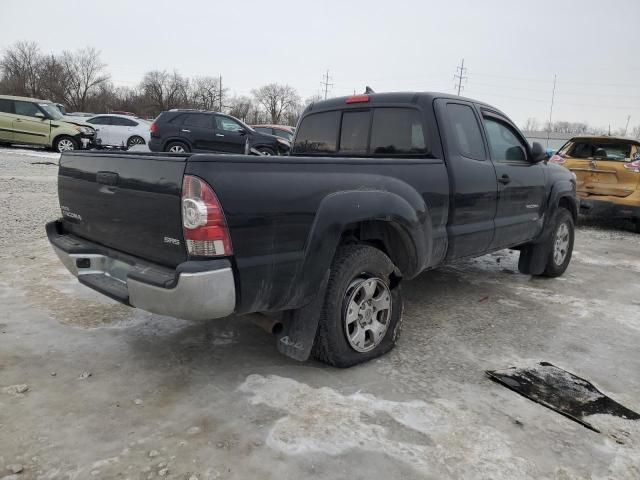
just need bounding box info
[522,131,572,151]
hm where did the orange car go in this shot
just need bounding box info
[550,136,640,232]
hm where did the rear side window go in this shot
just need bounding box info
[339,110,370,153]
[370,108,427,155]
[182,114,212,128]
[14,101,41,117]
[446,103,485,160]
[111,117,137,127]
[0,99,13,113]
[568,141,632,161]
[292,111,340,154]
[87,116,112,125]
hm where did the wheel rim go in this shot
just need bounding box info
[58,139,75,151]
[128,136,144,147]
[343,276,392,353]
[169,145,185,153]
[259,149,272,156]
[553,222,570,265]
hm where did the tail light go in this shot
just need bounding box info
[549,154,566,165]
[345,95,369,104]
[149,122,158,136]
[181,175,232,257]
[623,160,640,173]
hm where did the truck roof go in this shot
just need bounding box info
[307,91,495,111]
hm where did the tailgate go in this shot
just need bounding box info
[58,151,188,267]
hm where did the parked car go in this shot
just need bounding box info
[84,114,150,149]
[148,110,289,155]
[46,91,577,367]
[550,136,640,231]
[251,124,295,142]
[0,95,96,152]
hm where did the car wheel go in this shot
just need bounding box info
[541,207,575,277]
[312,245,403,367]
[257,147,275,156]
[165,141,190,153]
[127,136,145,148]
[54,136,79,153]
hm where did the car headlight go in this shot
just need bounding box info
[75,126,94,135]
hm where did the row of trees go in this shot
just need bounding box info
[0,41,312,125]
[523,117,640,139]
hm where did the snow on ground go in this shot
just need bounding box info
[0,146,61,160]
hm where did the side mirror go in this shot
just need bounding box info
[35,112,46,120]
[237,128,247,135]
[530,142,546,163]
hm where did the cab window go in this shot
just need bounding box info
[87,116,112,125]
[292,111,340,154]
[111,117,138,127]
[0,99,13,113]
[339,110,370,153]
[446,103,485,160]
[483,118,528,162]
[370,108,427,155]
[14,101,42,118]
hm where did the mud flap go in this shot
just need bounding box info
[517,242,548,275]
[487,362,640,432]
[276,271,329,362]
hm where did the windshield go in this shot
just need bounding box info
[274,129,294,141]
[39,103,64,120]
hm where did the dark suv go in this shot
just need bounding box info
[148,110,288,155]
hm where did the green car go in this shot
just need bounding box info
[0,95,96,152]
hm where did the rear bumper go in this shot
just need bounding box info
[579,197,640,220]
[46,221,236,321]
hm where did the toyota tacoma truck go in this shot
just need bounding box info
[46,92,577,367]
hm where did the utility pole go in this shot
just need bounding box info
[623,115,631,136]
[546,74,557,148]
[218,75,223,112]
[453,58,467,96]
[320,70,333,100]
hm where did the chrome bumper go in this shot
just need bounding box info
[52,246,236,321]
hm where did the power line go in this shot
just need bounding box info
[320,70,334,100]
[547,75,557,148]
[453,59,467,96]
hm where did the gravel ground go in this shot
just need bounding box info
[1,146,639,479]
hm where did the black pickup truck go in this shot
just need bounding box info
[47,92,577,367]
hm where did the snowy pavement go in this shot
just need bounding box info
[1,145,639,479]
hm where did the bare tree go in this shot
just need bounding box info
[252,83,300,124]
[227,96,254,122]
[522,117,539,131]
[0,41,43,97]
[631,125,640,140]
[190,76,226,111]
[60,47,110,111]
[140,70,189,113]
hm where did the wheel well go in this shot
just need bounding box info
[128,135,145,144]
[558,196,577,222]
[338,220,415,281]
[163,138,190,150]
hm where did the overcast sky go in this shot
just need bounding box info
[2,0,639,130]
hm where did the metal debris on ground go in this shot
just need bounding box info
[487,362,640,432]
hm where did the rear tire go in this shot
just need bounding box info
[312,245,403,367]
[53,136,79,153]
[165,141,190,153]
[127,135,145,148]
[257,146,275,156]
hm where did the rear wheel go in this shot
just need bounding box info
[257,146,275,156]
[165,141,189,153]
[312,245,403,367]
[53,136,79,153]
[127,136,145,148]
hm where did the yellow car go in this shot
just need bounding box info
[550,136,640,232]
[0,95,96,152]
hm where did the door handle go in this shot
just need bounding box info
[216,134,225,137]
[181,129,191,133]
[15,119,22,122]
[96,171,119,186]
[498,174,511,185]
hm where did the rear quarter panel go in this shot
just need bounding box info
[186,155,448,313]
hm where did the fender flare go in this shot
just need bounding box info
[292,189,431,306]
[539,180,577,242]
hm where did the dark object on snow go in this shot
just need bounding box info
[487,362,639,432]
